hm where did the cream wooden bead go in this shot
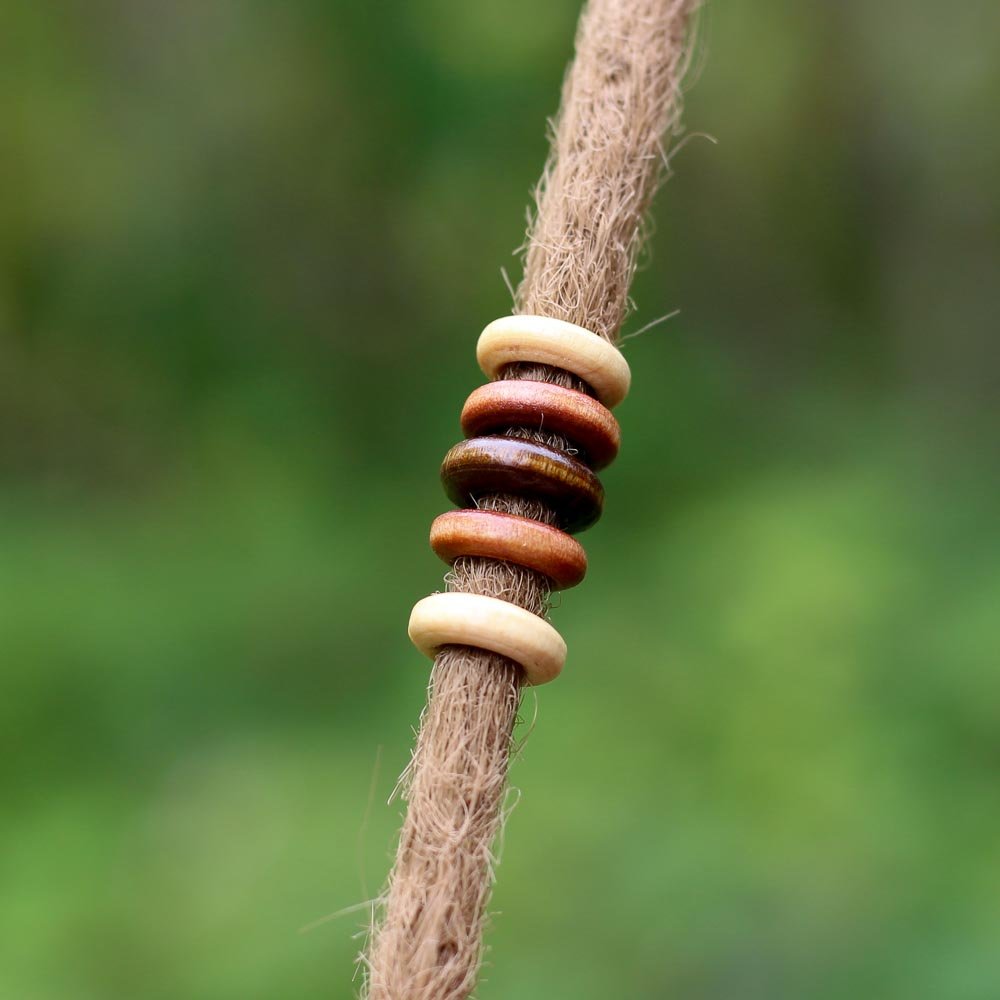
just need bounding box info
[408,592,567,686]
[476,315,632,409]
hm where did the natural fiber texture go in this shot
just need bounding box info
[519,0,698,343]
[363,2,698,997]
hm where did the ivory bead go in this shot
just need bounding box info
[408,592,566,686]
[460,380,621,470]
[440,436,604,533]
[477,315,631,408]
[430,509,588,589]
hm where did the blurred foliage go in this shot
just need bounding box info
[2,1,999,998]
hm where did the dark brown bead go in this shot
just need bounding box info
[430,509,588,589]
[440,436,604,533]
[460,380,621,470]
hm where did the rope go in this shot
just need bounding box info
[364,3,699,996]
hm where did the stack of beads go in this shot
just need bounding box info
[408,315,631,685]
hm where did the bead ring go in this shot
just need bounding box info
[408,592,566,686]
[476,315,631,408]
[460,380,621,470]
[430,509,588,589]
[440,436,604,533]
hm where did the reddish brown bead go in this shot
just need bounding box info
[440,436,604,533]
[430,509,588,590]
[460,380,621,470]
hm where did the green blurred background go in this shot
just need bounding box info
[3,2,999,997]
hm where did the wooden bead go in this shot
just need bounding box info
[440,436,604,533]
[408,592,566,685]
[460,380,621,470]
[477,315,632,408]
[430,509,588,590]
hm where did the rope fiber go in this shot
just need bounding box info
[364,2,699,996]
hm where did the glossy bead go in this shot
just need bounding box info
[430,509,588,589]
[460,380,621,470]
[408,592,566,686]
[440,436,604,533]
[476,314,631,408]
